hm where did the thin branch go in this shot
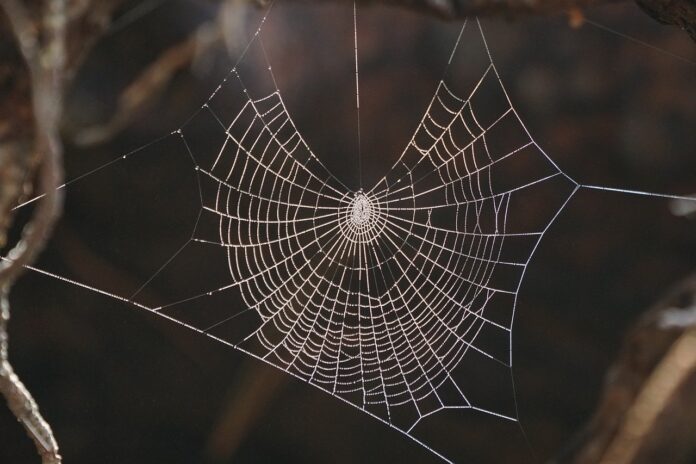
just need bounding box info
[0,1,68,462]
[0,0,66,288]
[359,0,608,18]
[556,276,696,464]
[0,291,61,464]
[599,328,696,464]
[359,0,694,40]
[73,0,247,146]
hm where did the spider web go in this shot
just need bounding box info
[5,6,696,463]
[171,16,579,436]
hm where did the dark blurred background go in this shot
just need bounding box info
[1,1,695,463]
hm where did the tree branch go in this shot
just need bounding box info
[0,291,61,464]
[359,0,606,18]
[355,0,696,40]
[0,0,68,462]
[556,276,696,464]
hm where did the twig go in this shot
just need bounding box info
[0,291,61,464]
[357,0,695,41]
[598,327,696,464]
[1,0,66,287]
[73,0,247,147]
[556,277,696,464]
[0,0,68,462]
[359,0,607,18]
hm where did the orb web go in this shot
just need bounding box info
[177,15,578,444]
[3,14,579,461]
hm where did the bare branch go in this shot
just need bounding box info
[355,0,695,40]
[0,1,69,462]
[73,0,249,146]
[635,0,696,41]
[359,0,606,18]
[1,0,66,288]
[556,276,696,464]
[0,291,61,464]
